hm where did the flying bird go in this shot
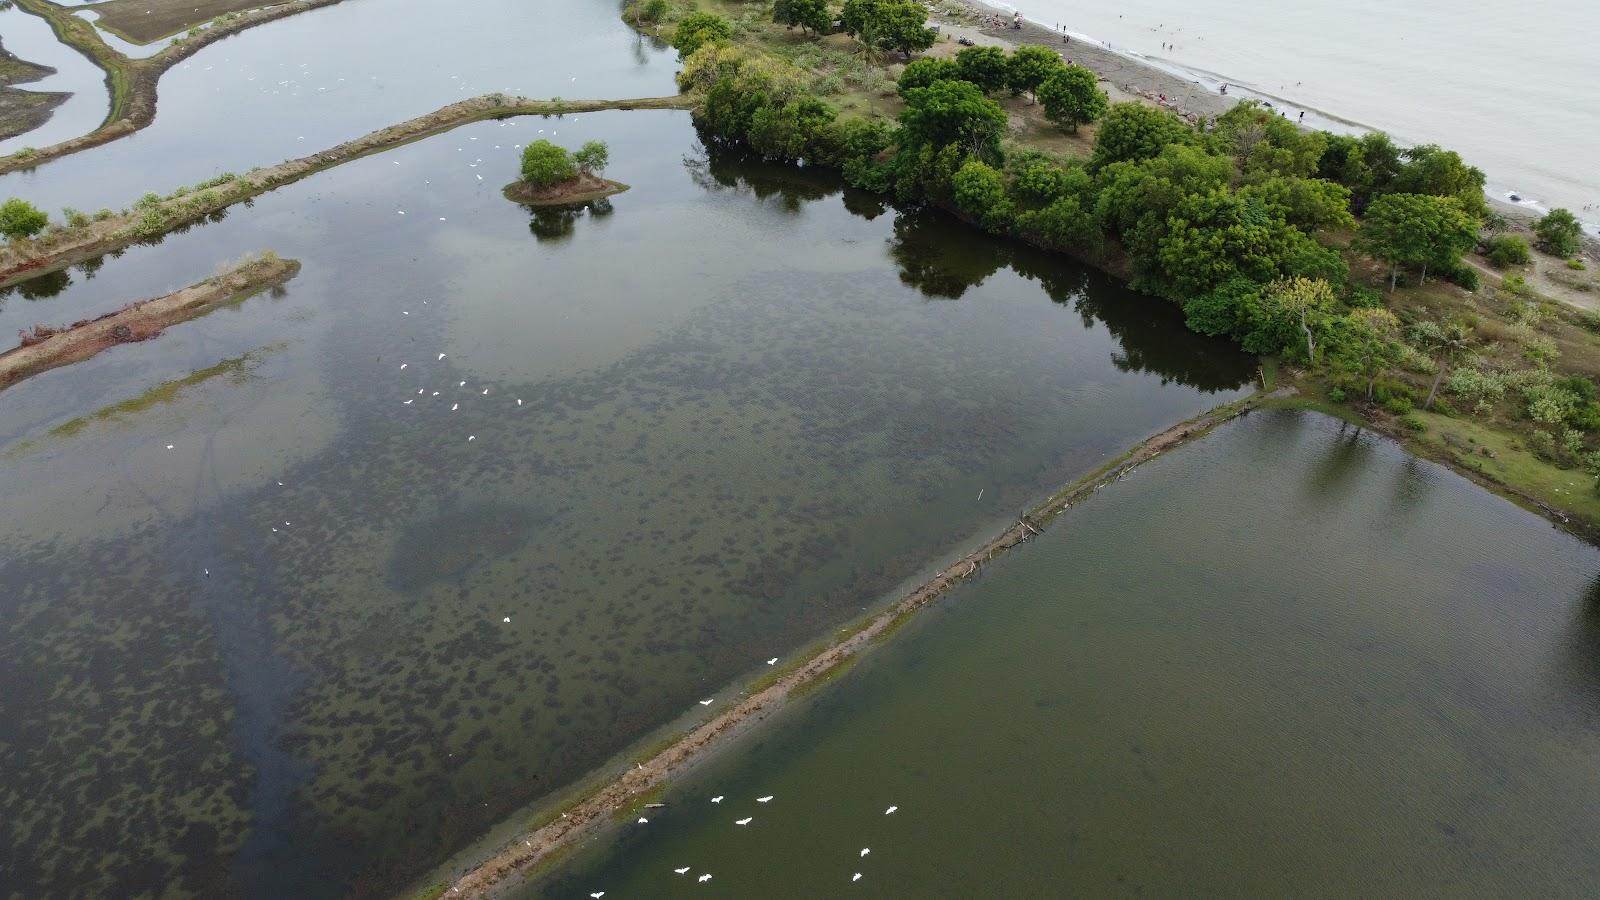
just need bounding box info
[674,867,690,875]
[756,796,773,803]
[698,874,713,883]
[711,796,723,804]
[852,873,862,882]
[860,848,870,857]
[637,817,648,824]
[735,817,752,826]
[767,658,778,665]
[699,699,713,706]
[884,806,898,815]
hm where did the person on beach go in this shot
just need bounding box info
[1298,111,1305,122]
[1220,83,1228,95]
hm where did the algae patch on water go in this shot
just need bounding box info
[387,501,552,592]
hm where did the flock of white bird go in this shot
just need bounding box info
[586,796,900,894]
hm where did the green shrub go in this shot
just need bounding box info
[1327,386,1346,403]
[61,207,91,228]
[1384,395,1414,415]
[637,0,669,24]
[573,141,609,175]
[1522,335,1559,366]
[1501,273,1528,295]
[1570,258,1588,271]
[1529,429,1557,460]
[93,208,115,221]
[1344,285,1384,308]
[0,198,48,240]
[672,12,733,57]
[1534,208,1582,257]
[1402,413,1426,431]
[1485,234,1530,268]
[1564,429,1587,456]
[1439,259,1479,290]
[521,140,576,188]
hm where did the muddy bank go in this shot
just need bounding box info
[502,174,629,206]
[0,36,69,142]
[0,92,689,289]
[0,252,298,391]
[1,0,357,174]
[430,389,1285,898]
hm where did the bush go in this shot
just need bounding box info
[1327,386,1346,403]
[0,198,49,240]
[521,140,576,188]
[1036,65,1107,133]
[61,207,91,228]
[1485,234,1530,268]
[1344,285,1384,308]
[1501,273,1528,295]
[1570,258,1588,271]
[1534,208,1582,257]
[573,141,609,175]
[1384,395,1413,415]
[636,0,669,23]
[673,12,733,57]
[1528,429,1557,460]
[1438,259,1479,290]
[1402,414,1426,431]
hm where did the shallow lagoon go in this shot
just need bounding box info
[544,410,1600,898]
[0,96,1252,897]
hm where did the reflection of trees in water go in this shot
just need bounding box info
[888,208,1003,299]
[0,267,72,302]
[1554,575,1600,721]
[526,198,612,244]
[687,141,1254,392]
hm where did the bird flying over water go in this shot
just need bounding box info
[735,817,752,825]
[756,796,773,803]
[674,867,690,875]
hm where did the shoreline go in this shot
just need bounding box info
[0,36,71,142]
[421,389,1288,898]
[502,175,629,207]
[945,0,1600,247]
[0,252,298,391]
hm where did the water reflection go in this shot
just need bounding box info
[524,197,612,244]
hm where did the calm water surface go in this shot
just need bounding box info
[0,94,1251,899]
[546,410,1600,898]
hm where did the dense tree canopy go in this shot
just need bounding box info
[772,0,829,35]
[1535,208,1583,257]
[954,46,1010,94]
[1360,193,1477,290]
[897,78,1007,157]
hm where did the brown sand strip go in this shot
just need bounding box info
[0,252,298,391]
[435,390,1287,898]
[0,92,690,289]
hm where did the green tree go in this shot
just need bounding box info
[673,12,734,57]
[0,198,48,241]
[1237,176,1354,232]
[952,159,1012,230]
[844,0,933,55]
[573,141,610,176]
[773,0,829,35]
[1328,307,1401,400]
[1036,65,1107,133]
[1534,208,1582,257]
[954,46,1010,94]
[1208,101,1327,180]
[1407,320,1474,410]
[1360,193,1478,291]
[1006,44,1064,102]
[747,94,838,161]
[838,0,881,36]
[897,57,959,97]
[1090,101,1192,169]
[521,140,576,188]
[1391,144,1486,218]
[1154,187,1300,299]
[1244,277,1338,362]
[898,78,1007,157]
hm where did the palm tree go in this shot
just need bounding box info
[1407,320,1473,411]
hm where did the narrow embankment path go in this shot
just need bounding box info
[0,92,691,288]
[430,390,1290,899]
[4,0,358,173]
[0,252,298,391]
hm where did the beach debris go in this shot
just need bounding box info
[711,796,723,804]
[735,817,752,826]
[756,796,773,803]
[674,866,690,875]
[884,805,898,815]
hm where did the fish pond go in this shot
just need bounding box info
[541,409,1600,898]
[0,70,1252,900]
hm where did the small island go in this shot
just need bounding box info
[503,138,627,206]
